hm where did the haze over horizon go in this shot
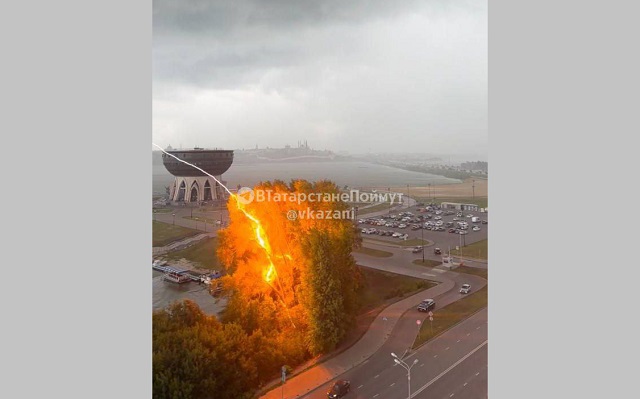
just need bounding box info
[153,0,487,158]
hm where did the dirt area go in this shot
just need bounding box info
[374,178,488,198]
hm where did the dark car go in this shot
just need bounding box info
[417,299,436,312]
[327,380,351,398]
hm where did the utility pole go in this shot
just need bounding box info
[472,179,475,199]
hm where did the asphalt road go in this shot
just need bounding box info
[301,309,488,399]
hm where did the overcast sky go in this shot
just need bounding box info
[152,0,487,157]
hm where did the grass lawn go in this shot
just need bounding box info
[165,237,221,271]
[152,208,173,213]
[353,246,393,258]
[450,239,487,260]
[357,266,438,314]
[413,284,487,348]
[454,265,488,280]
[152,220,201,247]
[364,237,430,247]
[412,259,443,268]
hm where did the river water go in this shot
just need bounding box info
[153,161,460,196]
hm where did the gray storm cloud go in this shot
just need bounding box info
[153,0,487,156]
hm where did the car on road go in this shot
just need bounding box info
[327,380,351,398]
[412,246,423,253]
[460,284,471,294]
[434,248,442,255]
[418,299,436,312]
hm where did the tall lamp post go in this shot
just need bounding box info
[172,213,175,226]
[391,353,419,399]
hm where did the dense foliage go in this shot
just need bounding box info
[153,180,363,398]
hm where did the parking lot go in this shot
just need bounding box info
[357,203,488,256]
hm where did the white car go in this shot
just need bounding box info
[460,284,471,294]
[472,226,481,231]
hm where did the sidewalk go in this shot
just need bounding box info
[152,232,216,256]
[259,273,453,399]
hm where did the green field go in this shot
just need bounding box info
[413,285,487,348]
[358,267,437,313]
[152,220,201,247]
[454,265,488,279]
[165,237,221,271]
[353,246,393,258]
[450,239,487,260]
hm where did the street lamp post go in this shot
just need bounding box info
[391,353,419,399]
[172,213,175,225]
[195,217,198,230]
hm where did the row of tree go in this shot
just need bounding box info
[154,180,364,398]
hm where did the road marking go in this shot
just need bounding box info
[373,394,379,398]
[457,340,461,343]
[434,355,438,358]
[390,383,395,387]
[420,363,424,367]
[466,333,470,336]
[445,347,450,351]
[475,372,480,376]
[358,385,364,389]
[374,374,379,379]
[463,382,468,387]
[450,394,454,397]
[476,326,480,330]
[421,273,436,277]
[411,340,488,398]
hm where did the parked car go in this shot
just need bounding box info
[327,380,351,398]
[481,220,488,224]
[472,226,481,231]
[460,284,471,294]
[417,299,436,312]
